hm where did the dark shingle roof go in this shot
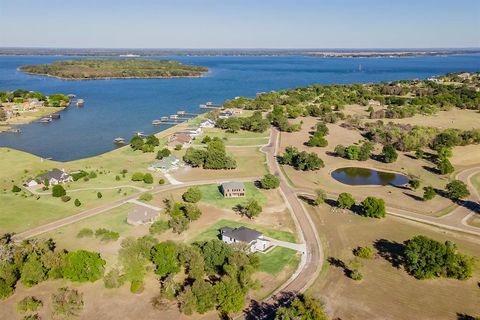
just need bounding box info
[221,181,245,191]
[39,169,70,181]
[220,226,262,243]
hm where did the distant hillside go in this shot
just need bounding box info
[19,58,208,80]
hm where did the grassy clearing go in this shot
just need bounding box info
[0,187,138,234]
[197,182,266,209]
[258,247,299,275]
[307,203,480,320]
[189,219,297,243]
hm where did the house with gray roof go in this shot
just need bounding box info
[127,205,159,225]
[220,181,245,197]
[38,169,72,185]
[220,226,270,252]
[150,155,180,172]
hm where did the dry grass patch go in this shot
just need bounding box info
[307,204,480,320]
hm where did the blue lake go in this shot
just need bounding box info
[0,54,479,161]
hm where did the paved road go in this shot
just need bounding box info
[259,128,324,299]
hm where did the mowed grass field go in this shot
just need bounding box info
[307,203,480,320]
[197,182,267,209]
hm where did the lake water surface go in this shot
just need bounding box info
[0,54,479,161]
[331,167,410,186]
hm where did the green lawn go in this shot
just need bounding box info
[472,173,480,195]
[258,247,300,275]
[43,204,135,247]
[198,182,267,209]
[0,187,138,234]
[189,219,297,243]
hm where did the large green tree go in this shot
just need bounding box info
[150,242,180,278]
[63,250,106,282]
[360,197,386,218]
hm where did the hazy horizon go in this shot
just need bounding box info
[1,0,479,49]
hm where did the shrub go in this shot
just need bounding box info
[103,268,124,289]
[349,269,363,281]
[51,287,84,318]
[423,186,436,201]
[130,280,144,294]
[143,173,154,184]
[314,189,327,205]
[63,250,106,282]
[115,175,121,181]
[77,228,94,238]
[17,296,43,314]
[61,195,71,202]
[174,144,183,151]
[353,246,374,259]
[415,149,424,159]
[182,187,202,203]
[149,220,170,235]
[88,171,97,179]
[334,144,346,158]
[438,157,454,174]
[259,174,280,189]
[382,144,398,163]
[52,185,66,198]
[445,180,470,200]
[131,172,144,181]
[360,197,386,218]
[408,179,421,190]
[337,192,355,209]
[201,135,211,144]
[96,192,102,199]
[156,148,171,160]
[12,185,21,193]
[74,199,81,207]
[158,178,165,185]
[139,193,153,202]
[95,228,120,242]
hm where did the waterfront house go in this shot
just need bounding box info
[220,181,246,197]
[38,169,73,185]
[127,205,159,225]
[218,110,233,119]
[220,226,270,252]
[200,118,216,128]
[150,155,180,172]
[168,132,192,148]
[182,127,203,137]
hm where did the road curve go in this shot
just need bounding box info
[260,128,324,299]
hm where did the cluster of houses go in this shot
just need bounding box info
[24,169,73,188]
[1,98,45,120]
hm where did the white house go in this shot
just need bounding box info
[199,119,216,128]
[149,155,181,172]
[24,179,38,188]
[183,127,203,137]
[220,226,270,253]
[37,169,73,185]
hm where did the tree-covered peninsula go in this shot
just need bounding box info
[19,58,209,80]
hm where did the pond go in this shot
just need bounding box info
[331,167,409,186]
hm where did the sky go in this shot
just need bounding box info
[0,0,479,49]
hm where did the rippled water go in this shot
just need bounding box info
[0,54,479,161]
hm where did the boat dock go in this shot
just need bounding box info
[199,101,220,109]
[113,137,126,145]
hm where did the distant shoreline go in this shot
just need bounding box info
[19,70,205,81]
[1,48,480,58]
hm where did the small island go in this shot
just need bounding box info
[19,58,209,80]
